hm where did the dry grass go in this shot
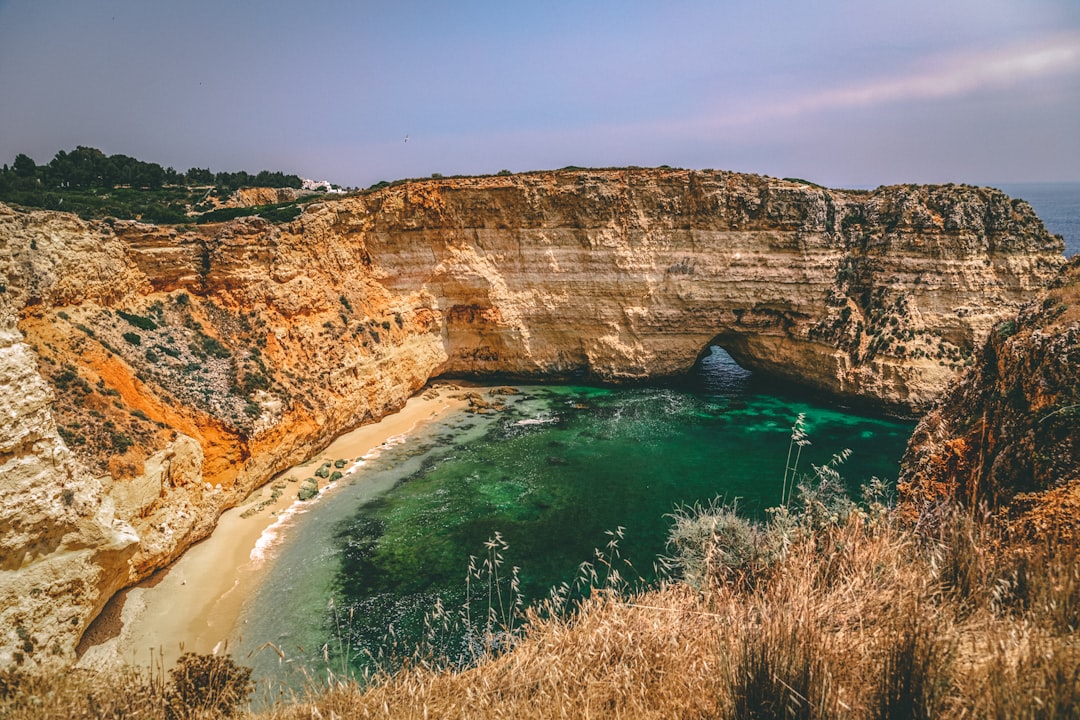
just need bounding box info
[3,509,1076,719]
[259,511,1079,720]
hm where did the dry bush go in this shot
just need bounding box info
[0,653,252,720]
[166,652,253,719]
[0,664,168,719]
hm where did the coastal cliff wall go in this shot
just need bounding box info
[899,256,1079,535]
[0,168,1065,667]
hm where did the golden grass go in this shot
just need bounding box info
[259,513,1078,720]
[3,510,1076,719]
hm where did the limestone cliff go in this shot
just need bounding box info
[899,256,1079,536]
[0,168,1065,668]
[0,232,138,668]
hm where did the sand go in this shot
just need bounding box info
[76,385,466,671]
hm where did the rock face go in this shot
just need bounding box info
[0,239,138,669]
[899,256,1079,535]
[0,168,1065,667]
[223,186,308,208]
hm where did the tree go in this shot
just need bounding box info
[12,153,36,178]
[185,167,213,185]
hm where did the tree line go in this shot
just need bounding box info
[1,146,302,191]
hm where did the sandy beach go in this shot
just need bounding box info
[76,385,466,671]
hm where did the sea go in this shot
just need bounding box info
[234,351,914,689]
[232,182,1077,691]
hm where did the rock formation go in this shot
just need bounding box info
[0,168,1065,667]
[899,255,1079,535]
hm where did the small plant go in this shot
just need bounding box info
[463,532,523,660]
[781,413,810,507]
[873,615,954,720]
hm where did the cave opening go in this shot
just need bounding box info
[684,344,755,396]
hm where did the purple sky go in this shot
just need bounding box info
[1,0,1078,188]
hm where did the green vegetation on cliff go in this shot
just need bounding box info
[0,146,311,223]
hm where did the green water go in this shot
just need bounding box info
[234,349,913,686]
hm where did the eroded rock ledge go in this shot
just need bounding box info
[899,255,1079,534]
[0,168,1065,667]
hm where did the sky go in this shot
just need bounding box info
[1,0,1078,189]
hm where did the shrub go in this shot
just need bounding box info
[664,500,765,588]
[122,331,141,346]
[166,652,253,719]
[199,335,231,359]
[110,432,133,453]
[117,309,158,330]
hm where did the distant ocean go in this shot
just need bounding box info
[997,182,1080,258]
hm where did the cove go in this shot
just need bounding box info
[234,348,914,686]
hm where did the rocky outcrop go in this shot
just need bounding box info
[899,256,1079,536]
[223,186,309,208]
[0,168,1065,667]
[361,172,1061,410]
[0,243,138,669]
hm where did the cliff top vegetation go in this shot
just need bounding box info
[0,146,315,224]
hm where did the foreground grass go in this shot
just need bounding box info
[3,507,1076,719]
[263,512,1077,720]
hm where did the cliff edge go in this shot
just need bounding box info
[0,168,1065,667]
[899,255,1079,536]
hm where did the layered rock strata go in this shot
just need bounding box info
[899,256,1079,535]
[0,168,1065,667]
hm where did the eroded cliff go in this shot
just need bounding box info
[0,168,1065,667]
[899,255,1079,535]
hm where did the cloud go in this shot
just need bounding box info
[701,32,1080,130]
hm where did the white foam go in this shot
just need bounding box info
[248,432,414,563]
[513,416,556,427]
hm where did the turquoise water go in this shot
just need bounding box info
[235,349,913,686]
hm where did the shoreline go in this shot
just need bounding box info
[76,385,467,671]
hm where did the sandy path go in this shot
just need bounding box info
[77,386,466,671]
